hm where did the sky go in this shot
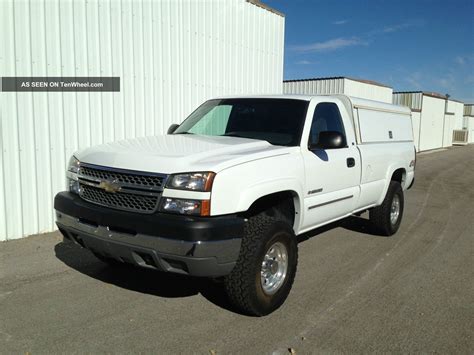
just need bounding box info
[265,0,474,103]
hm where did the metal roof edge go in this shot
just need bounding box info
[283,76,392,89]
[393,91,463,101]
[246,0,284,17]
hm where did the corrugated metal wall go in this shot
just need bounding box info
[283,78,345,96]
[0,0,285,241]
[464,104,474,117]
[283,78,392,103]
[392,92,423,111]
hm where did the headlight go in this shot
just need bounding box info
[166,172,215,192]
[68,156,81,174]
[66,156,81,194]
[160,198,210,216]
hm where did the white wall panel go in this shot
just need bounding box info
[411,112,421,152]
[343,79,392,103]
[447,100,464,130]
[467,117,474,143]
[419,95,445,151]
[394,92,458,152]
[442,114,455,148]
[0,0,285,240]
[283,77,392,103]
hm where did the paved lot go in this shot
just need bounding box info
[1,146,473,354]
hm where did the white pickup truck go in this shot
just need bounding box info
[55,95,415,316]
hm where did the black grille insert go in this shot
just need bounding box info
[80,184,159,214]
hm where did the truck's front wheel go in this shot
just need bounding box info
[224,214,298,316]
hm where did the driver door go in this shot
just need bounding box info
[301,100,361,230]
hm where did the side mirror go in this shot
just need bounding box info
[309,131,346,150]
[167,124,179,134]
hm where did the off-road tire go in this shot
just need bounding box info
[370,181,404,236]
[224,214,298,316]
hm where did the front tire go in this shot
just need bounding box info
[224,214,298,316]
[370,181,404,236]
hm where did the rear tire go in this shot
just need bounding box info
[370,181,404,236]
[224,214,298,316]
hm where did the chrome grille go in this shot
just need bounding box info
[80,184,159,213]
[77,164,166,214]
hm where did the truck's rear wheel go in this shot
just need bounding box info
[370,181,404,236]
[224,214,298,316]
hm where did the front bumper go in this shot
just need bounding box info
[54,192,244,277]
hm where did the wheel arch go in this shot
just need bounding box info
[377,166,407,206]
[239,188,303,233]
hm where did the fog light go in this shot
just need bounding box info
[69,179,81,194]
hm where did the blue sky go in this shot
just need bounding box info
[265,0,474,102]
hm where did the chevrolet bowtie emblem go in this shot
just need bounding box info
[99,180,121,193]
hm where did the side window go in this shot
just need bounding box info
[309,102,346,146]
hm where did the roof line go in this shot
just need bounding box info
[393,91,463,101]
[283,76,392,89]
[246,0,284,17]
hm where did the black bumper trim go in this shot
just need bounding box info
[54,192,245,242]
[57,218,239,277]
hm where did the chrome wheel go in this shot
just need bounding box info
[390,194,400,225]
[260,241,288,295]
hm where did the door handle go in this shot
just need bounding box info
[347,158,355,168]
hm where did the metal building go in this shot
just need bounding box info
[464,104,474,143]
[0,0,285,241]
[449,100,465,131]
[392,92,457,152]
[283,77,393,103]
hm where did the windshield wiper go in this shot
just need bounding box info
[221,132,248,138]
[174,132,194,135]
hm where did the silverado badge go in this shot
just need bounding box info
[99,179,121,193]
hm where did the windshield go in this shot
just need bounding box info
[174,98,309,146]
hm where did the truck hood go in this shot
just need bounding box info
[75,134,294,174]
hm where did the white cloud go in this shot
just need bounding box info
[383,23,413,33]
[290,20,422,57]
[455,56,466,65]
[434,74,456,91]
[405,72,423,89]
[367,20,424,37]
[291,37,368,53]
[296,60,313,65]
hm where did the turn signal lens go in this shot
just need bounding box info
[160,198,211,216]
